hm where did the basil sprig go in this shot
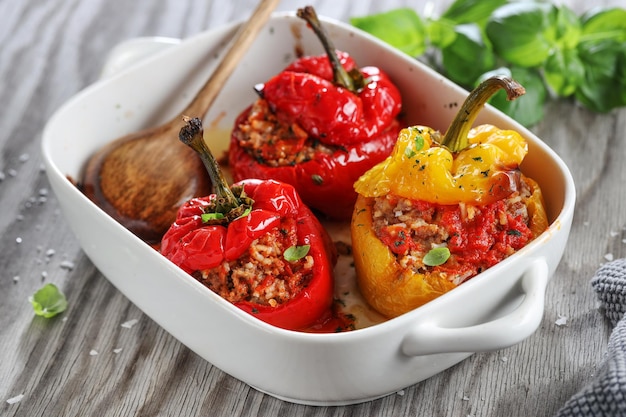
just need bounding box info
[351,0,626,127]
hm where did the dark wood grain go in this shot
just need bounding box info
[1,0,625,416]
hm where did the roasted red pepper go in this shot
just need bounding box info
[161,117,336,331]
[228,6,402,220]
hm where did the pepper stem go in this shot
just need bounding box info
[297,6,365,92]
[179,116,249,219]
[441,76,526,152]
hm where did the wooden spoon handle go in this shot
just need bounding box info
[181,0,281,118]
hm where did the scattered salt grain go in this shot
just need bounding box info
[19,153,30,163]
[13,276,19,283]
[121,319,139,329]
[41,271,48,280]
[462,395,470,401]
[583,221,590,227]
[60,260,75,270]
[89,350,98,356]
[113,348,123,354]
[396,390,405,396]
[500,356,508,363]
[8,168,17,177]
[0,171,5,181]
[610,231,620,237]
[6,394,24,405]
[604,253,614,262]
[15,237,22,244]
[45,249,56,257]
[555,315,568,326]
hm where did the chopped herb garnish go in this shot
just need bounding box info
[507,229,522,236]
[423,247,451,266]
[284,244,311,261]
[414,134,424,151]
[201,212,225,222]
[311,174,324,185]
[235,206,252,220]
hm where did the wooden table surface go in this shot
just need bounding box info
[2,0,626,416]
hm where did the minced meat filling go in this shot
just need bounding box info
[193,221,314,307]
[372,180,534,286]
[233,98,334,166]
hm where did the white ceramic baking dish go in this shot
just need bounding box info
[41,13,575,405]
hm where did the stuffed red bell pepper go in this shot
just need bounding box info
[351,76,549,318]
[161,117,336,331]
[228,6,402,220]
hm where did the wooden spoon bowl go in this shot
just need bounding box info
[80,0,279,244]
[82,123,210,243]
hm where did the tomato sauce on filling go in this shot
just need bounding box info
[192,218,313,307]
[372,181,534,285]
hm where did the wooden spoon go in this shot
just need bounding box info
[82,0,280,244]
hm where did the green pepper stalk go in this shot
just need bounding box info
[179,116,252,222]
[441,76,526,152]
[297,6,366,93]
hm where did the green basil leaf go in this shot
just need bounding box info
[574,7,626,113]
[441,23,495,87]
[423,247,451,267]
[580,7,626,41]
[486,2,556,68]
[29,283,68,318]
[284,245,311,262]
[442,0,507,27]
[544,48,585,97]
[480,66,547,127]
[351,8,427,57]
[575,38,626,113]
[553,5,581,50]
[426,18,457,49]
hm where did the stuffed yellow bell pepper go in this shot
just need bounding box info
[351,76,548,318]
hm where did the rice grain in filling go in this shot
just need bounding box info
[194,221,314,307]
[372,179,535,286]
[233,98,335,166]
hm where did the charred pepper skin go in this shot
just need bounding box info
[351,76,549,318]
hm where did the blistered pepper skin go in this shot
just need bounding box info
[261,63,402,147]
[229,50,402,220]
[354,124,529,205]
[161,179,336,331]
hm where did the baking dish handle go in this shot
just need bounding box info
[401,258,549,356]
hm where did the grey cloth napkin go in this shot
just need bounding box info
[554,258,626,416]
